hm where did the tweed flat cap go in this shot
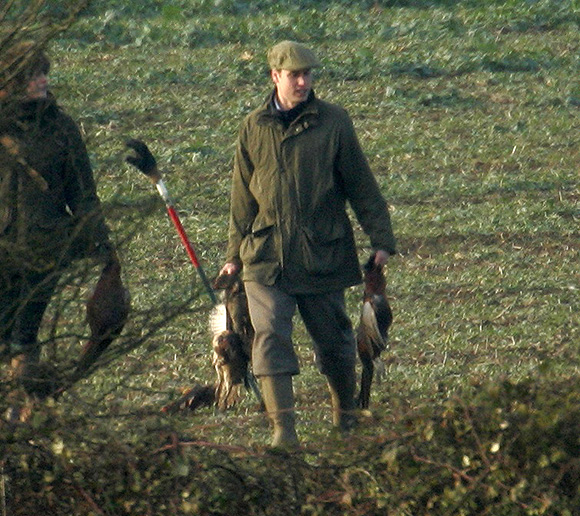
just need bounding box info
[267,41,320,71]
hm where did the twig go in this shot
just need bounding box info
[67,481,106,516]
[459,398,492,469]
[491,299,518,321]
[411,452,476,484]
[153,440,257,456]
[1,461,6,516]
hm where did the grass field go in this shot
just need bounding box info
[1,1,579,514]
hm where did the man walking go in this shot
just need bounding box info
[219,41,396,448]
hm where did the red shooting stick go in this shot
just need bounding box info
[125,139,218,305]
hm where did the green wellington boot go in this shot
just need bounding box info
[327,368,359,433]
[260,375,300,449]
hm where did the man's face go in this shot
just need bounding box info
[26,71,49,100]
[271,68,312,110]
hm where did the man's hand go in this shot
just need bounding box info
[219,262,240,276]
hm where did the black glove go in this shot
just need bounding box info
[125,139,158,178]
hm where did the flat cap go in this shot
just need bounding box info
[267,40,320,71]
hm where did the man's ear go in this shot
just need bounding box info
[271,69,280,85]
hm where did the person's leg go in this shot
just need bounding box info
[245,282,299,448]
[259,374,299,448]
[10,270,59,395]
[0,271,19,358]
[297,291,358,431]
[245,282,299,377]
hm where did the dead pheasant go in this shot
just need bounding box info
[213,270,254,359]
[159,305,249,414]
[356,252,393,410]
[74,258,130,378]
[210,320,250,411]
[160,270,260,414]
[209,271,260,409]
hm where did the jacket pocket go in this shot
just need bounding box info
[239,223,276,266]
[31,217,83,261]
[300,223,345,275]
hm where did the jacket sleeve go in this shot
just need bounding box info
[226,120,259,264]
[334,110,396,255]
[61,115,113,260]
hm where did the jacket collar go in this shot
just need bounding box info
[257,89,320,129]
[0,93,59,133]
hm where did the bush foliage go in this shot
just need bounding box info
[3,378,580,514]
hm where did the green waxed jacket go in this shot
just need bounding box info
[226,91,396,294]
[0,97,112,272]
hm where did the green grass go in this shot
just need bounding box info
[1,0,579,514]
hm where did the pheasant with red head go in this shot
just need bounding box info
[356,252,393,410]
